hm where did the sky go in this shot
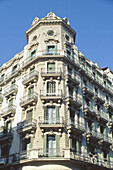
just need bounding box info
[0,0,113,70]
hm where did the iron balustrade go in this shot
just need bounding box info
[4,84,18,96]
[17,118,37,130]
[65,92,82,104]
[40,89,62,97]
[41,68,61,74]
[67,119,85,131]
[22,70,38,83]
[38,117,64,125]
[42,50,60,55]
[20,92,38,105]
[98,111,108,121]
[1,105,16,116]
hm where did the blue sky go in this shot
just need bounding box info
[0,0,113,70]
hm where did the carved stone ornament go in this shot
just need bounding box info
[44,12,60,20]
[32,17,40,26]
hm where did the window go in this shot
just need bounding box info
[47,82,56,95]
[21,138,30,152]
[1,145,9,157]
[44,106,59,124]
[47,45,57,55]
[8,98,13,107]
[47,30,54,36]
[28,86,34,98]
[47,63,55,73]
[5,121,12,132]
[12,65,17,74]
[29,49,36,60]
[43,134,59,156]
[26,109,33,120]
[47,135,56,155]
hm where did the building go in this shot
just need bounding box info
[0,11,113,170]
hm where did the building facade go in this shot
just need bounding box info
[0,12,113,170]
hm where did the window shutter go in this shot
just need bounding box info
[56,134,59,155]
[104,128,107,137]
[26,110,32,120]
[55,106,59,123]
[29,136,33,149]
[76,140,79,154]
[43,134,47,155]
[70,138,72,149]
[46,46,48,54]
[55,45,57,54]
[44,106,47,123]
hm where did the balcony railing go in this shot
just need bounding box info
[43,50,60,56]
[97,111,108,122]
[82,84,94,96]
[22,54,37,67]
[17,118,37,134]
[84,105,96,117]
[39,117,64,125]
[65,71,80,85]
[4,85,18,97]
[0,153,19,165]
[22,70,38,85]
[86,129,103,141]
[67,119,86,132]
[41,68,61,75]
[65,92,82,106]
[5,69,19,81]
[40,90,62,97]
[20,92,38,107]
[1,105,16,118]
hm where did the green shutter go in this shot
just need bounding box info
[56,106,59,123]
[56,135,59,155]
[29,136,33,149]
[50,108,52,124]
[70,51,73,61]
[43,134,47,155]
[26,110,32,120]
[76,140,79,154]
[46,46,48,54]
[92,122,95,132]
[55,45,57,54]
[104,128,107,137]
[70,138,72,149]
[44,106,47,123]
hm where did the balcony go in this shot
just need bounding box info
[1,105,16,119]
[0,77,4,85]
[106,99,113,112]
[65,93,82,108]
[65,71,80,86]
[97,112,108,123]
[17,118,37,134]
[41,68,62,80]
[40,90,63,103]
[82,84,94,97]
[20,92,38,108]
[94,91,105,104]
[67,119,86,135]
[5,69,20,82]
[98,135,112,146]
[0,153,19,166]
[83,105,96,118]
[22,70,38,86]
[20,148,64,160]
[0,129,13,143]
[4,85,18,98]
[0,94,3,104]
[22,53,37,68]
[42,50,60,56]
[38,117,64,129]
[108,119,113,129]
[86,130,103,144]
